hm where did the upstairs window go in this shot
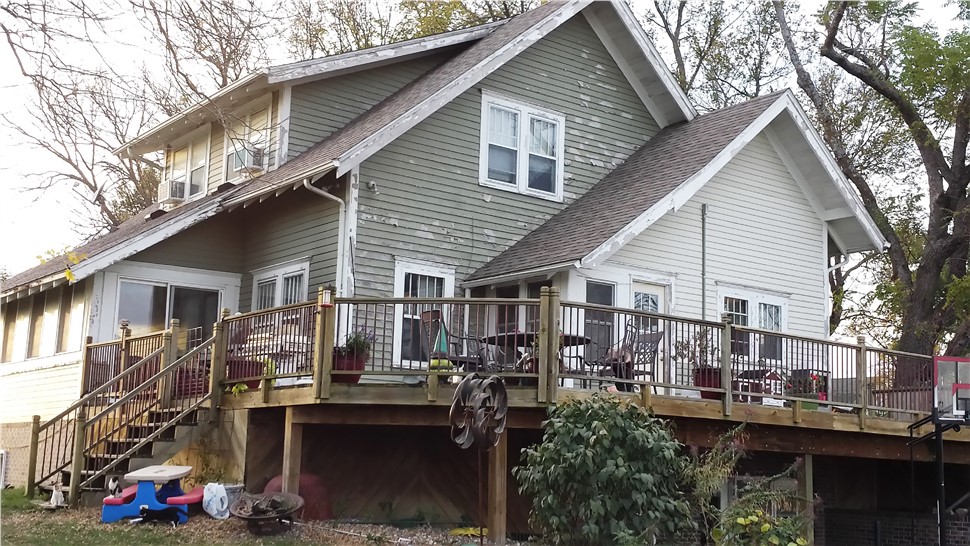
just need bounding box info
[225,106,270,182]
[480,93,564,201]
[167,136,208,200]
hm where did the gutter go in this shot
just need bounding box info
[461,261,579,289]
[302,178,347,296]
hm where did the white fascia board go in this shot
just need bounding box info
[580,94,790,269]
[461,261,579,289]
[224,161,336,210]
[779,91,886,251]
[115,71,269,157]
[583,9,669,127]
[608,0,696,122]
[268,22,504,85]
[1,275,69,304]
[333,0,593,177]
[68,201,223,282]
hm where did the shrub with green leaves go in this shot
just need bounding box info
[513,394,694,545]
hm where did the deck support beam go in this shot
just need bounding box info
[487,434,508,545]
[799,453,815,544]
[282,406,303,494]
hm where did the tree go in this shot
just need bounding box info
[773,2,970,368]
[639,1,791,111]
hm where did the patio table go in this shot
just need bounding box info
[101,465,193,524]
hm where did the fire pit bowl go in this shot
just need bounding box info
[230,492,305,535]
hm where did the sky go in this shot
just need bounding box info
[0,0,962,280]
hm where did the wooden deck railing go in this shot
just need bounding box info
[214,287,940,425]
[28,287,940,501]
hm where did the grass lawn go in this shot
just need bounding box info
[0,489,331,546]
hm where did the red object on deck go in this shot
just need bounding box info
[263,474,332,520]
[102,485,138,506]
[165,485,205,505]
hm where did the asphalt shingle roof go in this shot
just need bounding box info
[466,91,786,282]
[3,2,574,296]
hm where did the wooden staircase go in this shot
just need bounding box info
[26,321,226,506]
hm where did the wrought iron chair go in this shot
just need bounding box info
[420,310,485,374]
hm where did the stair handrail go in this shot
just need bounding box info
[36,345,166,434]
[85,338,214,425]
[78,396,211,490]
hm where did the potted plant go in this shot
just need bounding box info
[333,329,374,384]
[678,327,722,400]
[786,370,827,410]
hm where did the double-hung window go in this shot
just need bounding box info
[166,135,208,200]
[719,288,786,362]
[480,93,565,201]
[393,260,455,368]
[225,106,270,182]
[251,259,310,311]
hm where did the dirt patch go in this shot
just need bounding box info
[0,505,528,545]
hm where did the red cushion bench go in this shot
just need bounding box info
[102,485,138,506]
[165,485,204,505]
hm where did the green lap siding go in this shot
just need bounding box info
[287,54,450,159]
[354,16,659,296]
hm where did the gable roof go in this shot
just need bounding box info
[5,0,698,301]
[465,90,886,285]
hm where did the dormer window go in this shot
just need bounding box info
[225,106,270,182]
[479,92,565,201]
[167,137,208,200]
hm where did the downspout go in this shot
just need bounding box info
[302,178,346,296]
[701,204,708,321]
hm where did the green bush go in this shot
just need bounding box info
[513,394,694,545]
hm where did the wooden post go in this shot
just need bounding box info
[312,287,326,398]
[639,383,652,411]
[487,434,508,545]
[78,336,93,397]
[318,287,337,400]
[117,321,131,376]
[546,287,561,404]
[719,313,733,417]
[25,415,40,498]
[282,406,303,494]
[800,453,815,544]
[536,287,550,403]
[159,320,178,408]
[208,313,228,423]
[792,400,802,424]
[68,411,87,508]
[856,335,868,430]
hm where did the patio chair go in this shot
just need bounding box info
[420,310,485,373]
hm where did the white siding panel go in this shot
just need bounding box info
[606,132,826,337]
[0,359,81,422]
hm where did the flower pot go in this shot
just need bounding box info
[333,351,367,383]
[693,367,722,400]
[790,392,823,410]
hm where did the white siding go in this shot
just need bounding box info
[605,132,826,337]
[0,356,82,422]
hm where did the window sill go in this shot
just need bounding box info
[479,179,563,203]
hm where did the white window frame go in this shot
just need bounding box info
[165,126,211,201]
[224,100,272,184]
[478,92,565,202]
[250,257,311,311]
[716,285,788,363]
[392,259,455,368]
[98,261,241,342]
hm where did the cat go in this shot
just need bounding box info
[49,482,65,507]
[126,505,187,528]
[106,476,122,498]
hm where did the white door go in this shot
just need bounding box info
[632,281,674,393]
